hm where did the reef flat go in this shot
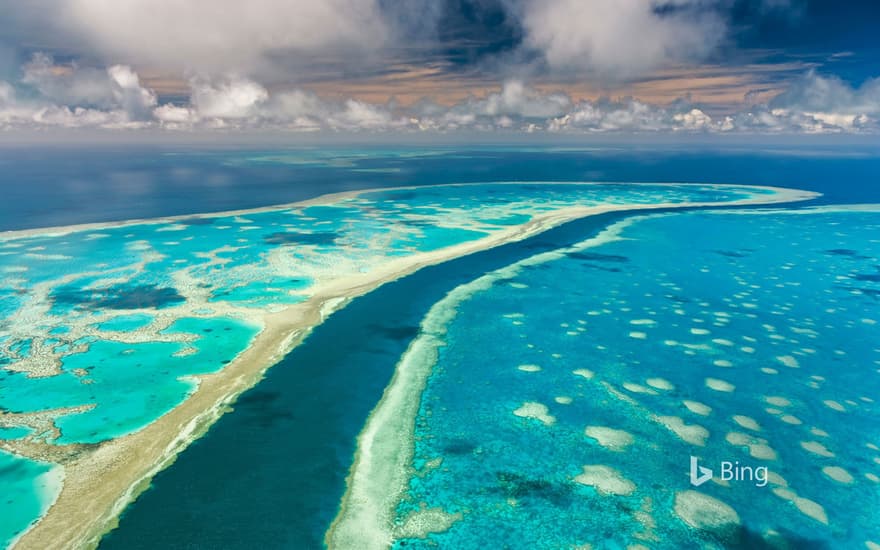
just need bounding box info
[329,204,880,549]
[0,182,815,549]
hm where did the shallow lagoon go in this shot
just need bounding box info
[0,451,60,547]
[394,206,880,549]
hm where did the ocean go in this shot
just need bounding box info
[1,145,878,549]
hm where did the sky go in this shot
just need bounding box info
[0,0,878,135]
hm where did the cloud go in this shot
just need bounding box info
[1,0,801,84]
[0,0,817,114]
[29,105,137,129]
[544,72,880,134]
[106,65,158,120]
[770,71,880,116]
[190,77,269,120]
[731,72,880,133]
[502,0,802,79]
[0,90,147,130]
[153,104,195,127]
[0,82,29,126]
[1,55,157,128]
[546,97,717,132]
[152,79,408,131]
[480,81,572,118]
[330,99,401,130]
[0,0,403,78]
[22,53,121,108]
[20,54,156,120]
[1,55,878,135]
[404,81,573,131]
[510,0,727,78]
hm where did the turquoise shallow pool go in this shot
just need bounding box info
[0,451,60,547]
[390,206,880,549]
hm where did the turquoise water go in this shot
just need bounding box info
[0,182,782,546]
[0,427,31,440]
[393,206,880,548]
[0,451,59,547]
[94,314,155,332]
[0,183,766,446]
[2,316,260,445]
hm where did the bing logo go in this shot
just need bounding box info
[689,455,768,487]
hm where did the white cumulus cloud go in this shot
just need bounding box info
[61,0,387,74]
[514,0,727,78]
[730,72,880,133]
[20,54,156,121]
[2,55,879,135]
[189,77,269,120]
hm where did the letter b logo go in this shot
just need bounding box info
[690,456,713,487]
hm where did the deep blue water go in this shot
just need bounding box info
[2,145,879,231]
